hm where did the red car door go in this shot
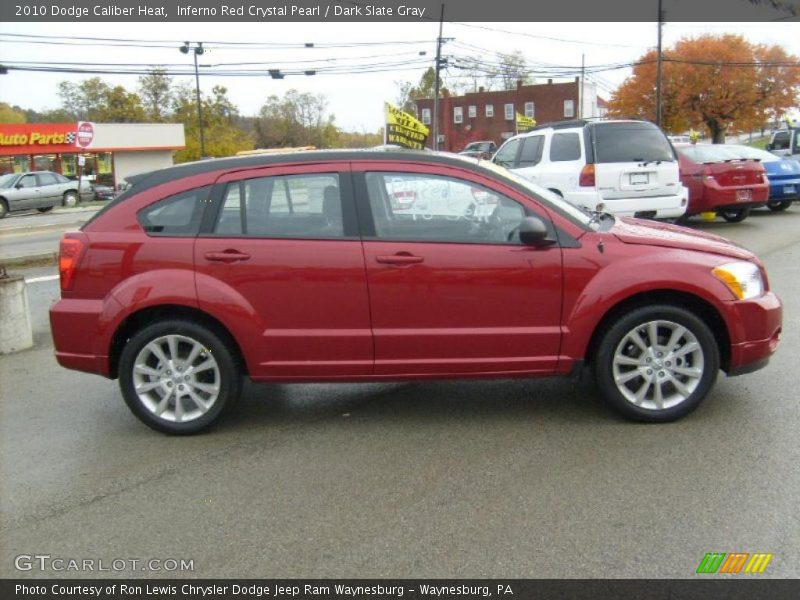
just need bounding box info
[354,162,564,377]
[194,163,373,379]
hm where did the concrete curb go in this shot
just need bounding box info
[0,252,58,269]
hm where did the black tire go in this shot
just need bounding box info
[37,206,54,213]
[720,208,750,223]
[62,190,79,207]
[767,200,792,212]
[593,304,720,422]
[118,319,242,435]
[673,213,691,226]
[0,199,8,219]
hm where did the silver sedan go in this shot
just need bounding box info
[0,171,94,218]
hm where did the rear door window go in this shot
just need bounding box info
[214,173,345,239]
[37,173,59,186]
[772,131,790,150]
[549,133,581,162]
[518,136,545,167]
[592,123,675,163]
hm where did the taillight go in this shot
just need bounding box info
[703,166,715,181]
[59,234,87,291]
[579,164,595,187]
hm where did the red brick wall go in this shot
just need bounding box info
[415,80,580,152]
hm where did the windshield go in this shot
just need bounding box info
[479,160,593,227]
[592,122,675,163]
[0,173,18,188]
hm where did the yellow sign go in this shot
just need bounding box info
[516,113,536,132]
[385,103,429,150]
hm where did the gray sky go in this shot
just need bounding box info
[1,21,798,130]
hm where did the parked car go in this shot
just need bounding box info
[493,119,686,219]
[674,144,769,222]
[92,184,117,202]
[723,145,800,212]
[50,150,782,434]
[0,171,93,218]
[459,141,497,160]
[668,135,691,144]
[766,127,800,160]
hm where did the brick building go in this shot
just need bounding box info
[414,77,605,152]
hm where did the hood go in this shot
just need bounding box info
[611,217,755,261]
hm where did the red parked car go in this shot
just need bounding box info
[675,143,769,222]
[50,150,782,434]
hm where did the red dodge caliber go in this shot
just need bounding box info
[50,150,783,434]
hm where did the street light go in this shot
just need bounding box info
[180,41,206,158]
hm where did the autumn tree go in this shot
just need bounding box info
[608,34,800,143]
[495,50,532,91]
[395,67,443,114]
[0,103,26,123]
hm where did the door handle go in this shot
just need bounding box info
[376,254,424,265]
[204,250,251,263]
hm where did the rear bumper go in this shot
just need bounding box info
[726,291,782,375]
[565,189,687,218]
[50,297,117,378]
[688,182,769,214]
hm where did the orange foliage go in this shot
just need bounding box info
[607,34,800,142]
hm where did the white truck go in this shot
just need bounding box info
[766,127,800,160]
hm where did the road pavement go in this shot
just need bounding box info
[0,206,99,262]
[1,208,798,579]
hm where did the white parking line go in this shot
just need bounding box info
[25,275,59,284]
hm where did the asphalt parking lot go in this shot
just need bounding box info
[1,208,799,579]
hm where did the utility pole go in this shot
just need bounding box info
[180,42,206,158]
[432,3,445,151]
[655,0,664,127]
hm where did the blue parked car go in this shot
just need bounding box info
[727,145,800,211]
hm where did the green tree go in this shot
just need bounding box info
[57,77,110,120]
[396,67,443,112]
[172,83,253,161]
[94,86,147,122]
[138,68,174,122]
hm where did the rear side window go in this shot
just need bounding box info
[550,133,581,162]
[518,136,544,167]
[593,123,675,163]
[37,173,58,186]
[214,173,344,239]
[139,186,210,236]
[493,139,520,167]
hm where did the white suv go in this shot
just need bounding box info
[493,120,686,219]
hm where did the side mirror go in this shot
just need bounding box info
[765,143,774,151]
[518,216,555,247]
[14,182,24,189]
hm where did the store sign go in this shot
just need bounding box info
[0,129,76,147]
[76,122,95,148]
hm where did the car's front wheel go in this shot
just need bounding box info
[118,319,242,434]
[767,200,792,212]
[594,305,720,422]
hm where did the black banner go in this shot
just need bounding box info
[3,580,800,600]
[1,0,798,22]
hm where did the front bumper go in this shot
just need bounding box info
[726,291,782,375]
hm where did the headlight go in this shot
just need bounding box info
[712,261,764,300]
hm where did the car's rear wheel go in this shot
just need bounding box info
[119,319,242,434]
[720,208,750,223]
[767,200,792,212]
[594,305,719,422]
[0,199,8,219]
[62,191,79,207]
[37,206,54,213]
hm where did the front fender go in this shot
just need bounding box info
[560,245,738,363]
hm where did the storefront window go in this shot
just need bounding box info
[33,154,57,171]
[61,154,78,177]
[14,156,30,173]
[0,157,15,175]
[97,152,112,175]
